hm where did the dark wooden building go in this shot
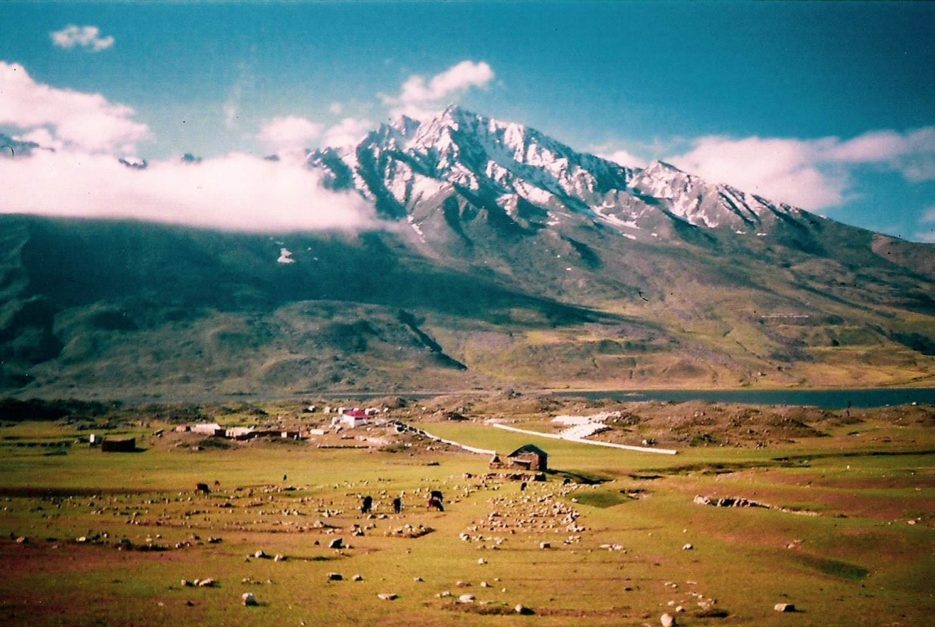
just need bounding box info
[101,437,136,452]
[506,444,548,471]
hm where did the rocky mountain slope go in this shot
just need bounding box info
[2,107,933,398]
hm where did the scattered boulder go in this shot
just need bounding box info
[660,612,677,627]
[377,593,398,601]
[458,594,476,603]
[15,536,28,544]
[539,542,551,550]
[352,574,363,582]
[774,603,796,612]
[694,495,769,509]
[181,579,193,587]
[198,578,217,588]
[327,572,343,581]
[242,592,258,607]
[682,543,694,551]
[273,554,286,562]
[328,538,344,549]
[515,604,533,615]
[253,550,268,559]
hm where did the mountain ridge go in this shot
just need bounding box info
[1,107,933,398]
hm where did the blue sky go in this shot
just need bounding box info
[1,1,933,240]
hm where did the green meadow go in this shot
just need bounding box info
[0,401,932,626]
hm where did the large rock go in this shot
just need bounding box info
[242,592,258,606]
[774,603,796,612]
[328,538,344,549]
[660,613,676,627]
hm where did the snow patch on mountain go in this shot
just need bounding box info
[277,247,296,264]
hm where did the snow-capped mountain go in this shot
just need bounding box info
[308,105,809,243]
[1,107,932,397]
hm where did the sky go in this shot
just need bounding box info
[0,1,933,240]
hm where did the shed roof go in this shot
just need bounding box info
[508,444,548,458]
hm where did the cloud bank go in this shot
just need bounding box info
[257,115,323,153]
[381,60,495,119]
[0,62,149,154]
[598,148,648,169]
[0,149,381,233]
[667,128,935,211]
[322,117,374,148]
[51,25,115,52]
[602,127,935,214]
[0,62,381,233]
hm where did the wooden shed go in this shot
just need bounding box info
[507,444,548,471]
[101,437,136,453]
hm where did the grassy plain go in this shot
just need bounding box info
[0,399,932,626]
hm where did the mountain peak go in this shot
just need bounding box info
[643,160,685,174]
[314,108,808,236]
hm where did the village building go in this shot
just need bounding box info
[489,444,549,472]
[508,444,548,471]
[335,409,369,429]
[226,426,256,440]
[101,437,136,452]
[192,423,224,436]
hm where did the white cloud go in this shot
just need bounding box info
[257,115,323,153]
[322,117,373,148]
[668,135,847,209]
[665,127,935,211]
[0,62,380,234]
[328,101,343,115]
[598,148,648,169]
[921,205,935,224]
[0,61,149,154]
[51,25,114,52]
[381,60,495,119]
[0,149,381,233]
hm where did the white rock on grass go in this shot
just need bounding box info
[660,612,676,626]
[774,603,796,612]
[377,593,398,601]
[242,592,258,606]
[458,594,475,603]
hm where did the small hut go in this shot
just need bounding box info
[101,437,136,453]
[192,423,224,436]
[507,444,548,471]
